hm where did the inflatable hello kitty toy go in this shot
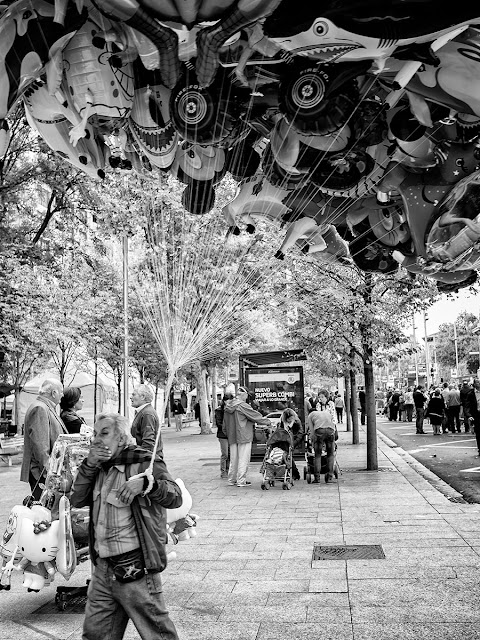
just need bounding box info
[0,503,57,592]
[165,479,199,561]
[0,495,77,592]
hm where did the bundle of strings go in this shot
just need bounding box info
[130,197,282,490]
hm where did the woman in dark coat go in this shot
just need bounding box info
[215,395,231,478]
[60,386,87,434]
[426,389,446,435]
[389,390,400,421]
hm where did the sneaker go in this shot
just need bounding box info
[227,481,237,486]
[236,481,252,486]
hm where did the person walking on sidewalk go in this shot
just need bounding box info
[460,380,472,432]
[70,413,182,640]
[447,384,462,433]
[130,385,161,452]
[403,387,414,422]
[425,389,446,435]
[224,386,271,487]
[215,395,231,478]
[466,379,480,456]
[413,386,427,434]
[306,389,338,484]
[21,378,67,500]
[358,388,366,425]
[334,392,344,423]
[172,400,185,432]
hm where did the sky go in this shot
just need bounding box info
[412,288,480,338]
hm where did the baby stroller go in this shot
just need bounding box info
[304,433,340,484]
[260,426,294,490]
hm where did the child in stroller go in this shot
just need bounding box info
[260,425,294,490]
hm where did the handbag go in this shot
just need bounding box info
[106,548,146,583]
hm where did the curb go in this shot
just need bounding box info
[376,428,466,503]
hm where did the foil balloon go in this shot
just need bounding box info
[61,15,135,144]
[5,0,480,291]
[129,66,177,170]
[170,142,226,214]
[23,79,106,179]
[0,0,87,149]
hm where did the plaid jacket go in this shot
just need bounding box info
[71,446,182,572]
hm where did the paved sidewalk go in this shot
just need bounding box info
[1,422,480,640]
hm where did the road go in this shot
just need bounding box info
[375,414,480,503]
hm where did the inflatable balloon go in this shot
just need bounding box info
[165,478,192,524]
[129,67,178,170]
[0,0,87,150]
[5,0,480,288]
[23,80,106,179]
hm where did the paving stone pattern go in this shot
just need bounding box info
[1,424,480,639]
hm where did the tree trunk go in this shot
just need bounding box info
[364,350,378,470]
[350,351,360,445]
[362,273,378,471]
[344,368,352,433]
[94,353,98,419]
[211,365,218,412]
[13,386,21,434]
[196,362,212,434]
[116,367,122,413]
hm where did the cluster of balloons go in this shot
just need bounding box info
[0,431,197,593]
[3,0,480,290]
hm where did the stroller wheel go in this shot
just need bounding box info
[303,466,307,480]
[306,473,312,484]
[261,482,266,490]
[283,483,287,490]
[334,468,339,479]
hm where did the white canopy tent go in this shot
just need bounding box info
[15,365,118,429]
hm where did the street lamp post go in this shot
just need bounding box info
[412,314,419,386]
[424,311,430,389]
[453,322,459,378]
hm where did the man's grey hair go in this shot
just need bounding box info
[95,413,134,444]
[39,378,63,395]
[134,384,154,404]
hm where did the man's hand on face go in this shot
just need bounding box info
[116,477,144,505]
[87,442,112,467]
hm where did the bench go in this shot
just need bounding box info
[0,436,24,466]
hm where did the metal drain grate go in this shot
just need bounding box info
[313,544,385,560]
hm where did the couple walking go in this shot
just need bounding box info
[220,386,271,487]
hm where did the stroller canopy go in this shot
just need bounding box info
[266,426,293,448]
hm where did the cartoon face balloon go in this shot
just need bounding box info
[18,520,59,564]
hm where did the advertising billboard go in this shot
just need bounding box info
[245,366,305,459]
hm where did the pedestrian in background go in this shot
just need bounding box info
[358,387,366,425]
[224,387,271,487]
[21,378,66,500]
[398,390,406,422]
[334,392,344,424]
[460,380,472,432]
[172,399,185,432]
[215,395,231,478]
[130,385,161,452]
[466,379,480,456]
[388,389,400,422]
[413,386,427,434]
[403,387,414,422]
[447,384,461,433]
[306,389,337,484]
[60,386,87,434]
[425,389,446,435]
